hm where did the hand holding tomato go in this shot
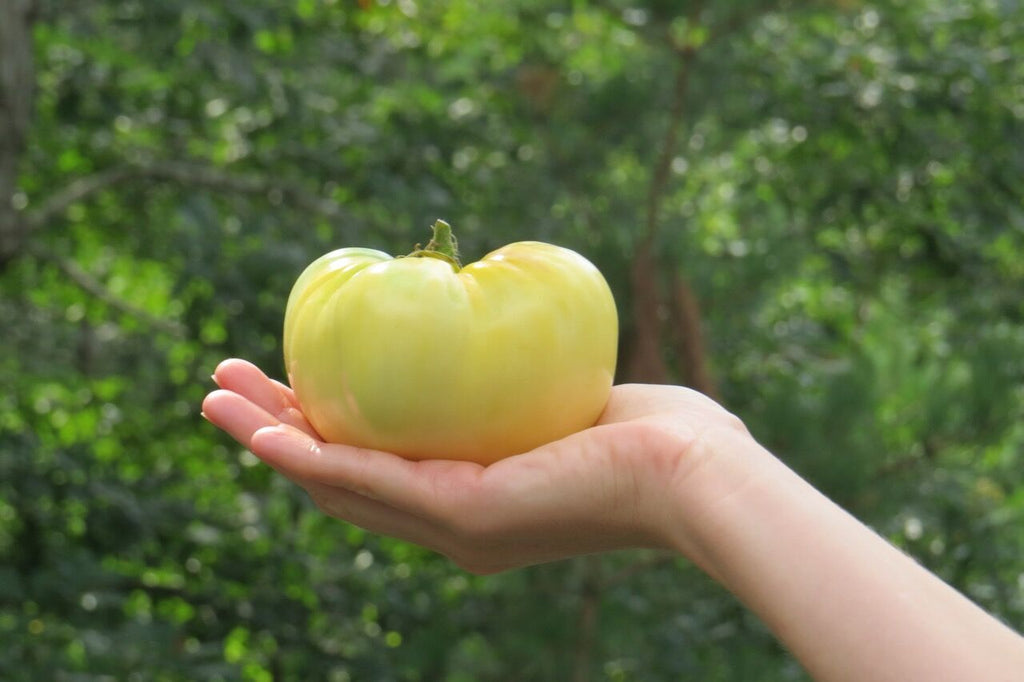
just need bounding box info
[202,360,1024,682]
[202,358,748,573]
[202,224,1024,680]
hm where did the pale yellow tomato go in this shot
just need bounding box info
[283,225,617,464]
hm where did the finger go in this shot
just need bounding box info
[210,357,258,387]
[271,379,302,409]
[202,389,279,449]
[203,387,426,535]
[201,390,330,487]
[302,481,449,551]
[249,424,483,518]
[212,358,319,437]
[215,359,303,411]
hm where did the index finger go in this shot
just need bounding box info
[212,358,320,438]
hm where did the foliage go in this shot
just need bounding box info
[2,0,1022,680]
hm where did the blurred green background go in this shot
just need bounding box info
[2,0,1023,680]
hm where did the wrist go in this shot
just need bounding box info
[650,423,780,576]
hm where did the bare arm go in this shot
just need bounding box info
[666,427,1024,682]
[203,358,1024,681]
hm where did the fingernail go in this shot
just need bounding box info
[210,374,220,386]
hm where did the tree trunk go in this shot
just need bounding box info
[622,24,699,385]
[623,245,670,383]
[671,270,719,399]
[0,0,35,263]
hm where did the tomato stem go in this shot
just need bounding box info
[406,219,463,270]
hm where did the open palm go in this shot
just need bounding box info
[202,359,744,573]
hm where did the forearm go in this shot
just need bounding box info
[666,428,1024,682]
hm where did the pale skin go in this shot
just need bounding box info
[203,358,1024,681]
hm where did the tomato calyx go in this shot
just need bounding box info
[404,219,463,271]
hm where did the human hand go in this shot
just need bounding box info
[201,358,750,574]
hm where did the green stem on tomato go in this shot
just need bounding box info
[406,219,463,271]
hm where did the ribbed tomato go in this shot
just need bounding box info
[283,221,617,464]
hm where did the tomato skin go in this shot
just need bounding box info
[283,241,618,464]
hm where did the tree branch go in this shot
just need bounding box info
[29,244,187,337]
[16,158,364,338]
[25,160,350,232]
[24,166,137,231]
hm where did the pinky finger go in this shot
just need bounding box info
[302,481,449,552]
